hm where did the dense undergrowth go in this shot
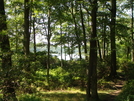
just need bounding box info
[1,52,134,101]
[115,62,134,101]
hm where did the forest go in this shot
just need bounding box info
[0,0,134,101]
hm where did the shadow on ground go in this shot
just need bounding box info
[39,92,86,101]
[17,92,87,101]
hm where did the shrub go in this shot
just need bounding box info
[116,80,134,101]
[19,94,42,101]
[49,66,70,89]
[97,59,110,79]
[121,61,134,80]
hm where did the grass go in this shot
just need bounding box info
[41,92,86,101]
[16,89,116,101]
[98,90,117,101]
[0,88,116,101]
[18,89,86,101]
[0,94,2,101]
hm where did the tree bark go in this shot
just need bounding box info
[110,0,117,77]
[87,0,99,101]
[98,40,102,60]
[24,0,30,56]
[33,17,36,58]
[80,3,88,60]
[0,0,17,100]
[60,21,63,67]
[71,2,82,60]
[103,16,107,59]
[131,0,134,61]
[47,8,51,90]
[31,0,36,59]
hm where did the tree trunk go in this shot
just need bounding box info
[79,3,88,90]
[110,0,117,77]
[31,0,36,59]
[98,40,102,60]
[87,0,99,101]
[14,7,19,53]
[71,2,82,60]
[47,8,51,90]
[103,16,107,59]
[80,4,88,60]
[0,0,17,100]
[24,0,30,56]
[131,0,134,61]
[33,17,36,59]
[60,21,63,67]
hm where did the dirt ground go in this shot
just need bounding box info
[104,80,125,101]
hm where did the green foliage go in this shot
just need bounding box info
[18,90,86,101]
[97,57,111,78]
[116,80,134,101]
[19,94,42,101]
[97,78,111,89]
[4,53,44,94]
[49,66,72,89]
[41,92,86,101]
[63,60,87,87]
[0,94,2,101]
[33,59,87,90]
[2,0,134,100]
[121,61,134,80]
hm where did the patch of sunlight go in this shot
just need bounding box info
[98,89,116,94]
[37,89,86,101]
[41,89,86,94]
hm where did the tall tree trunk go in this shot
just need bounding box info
[64,45,66,61]
[103,16,107,59]
[80,4,88,60]
[0,0,17,100]
[87,0,99,101]
[127,47,130,60]
[67,28,73,60]
[24,0,30,56]
[131,0,134,61]
[60,21,63,67]
[33,17,36,58]
[98,40,102,60]
[80,3,88,89]
[47,8,51,90]
[71,2,82,60]
[23,0,31,88]
[14,7,19,53]
[74,18,82,60]
[110,0,117,77]
[31,0,36,59]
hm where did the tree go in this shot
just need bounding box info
[110,0,117,77]
[24,0,30,56]
[0,0,18,100]
[70,1,82,60]
[31,0,37,59]
[130,0,134,61]
[46,7,51,90]
[87,0,99,101]
[79,3,88,60]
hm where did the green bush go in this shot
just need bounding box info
[97,60,110,79]
[121,61,134,80]
[34,59,87,90]
[49,66,70,89]
[116,80,134,101]
[19,94,42,101]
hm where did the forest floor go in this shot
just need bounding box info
[35,78,126,101]
[0,73,126,101]
[0,81,125,101]
[103,76,126,101]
